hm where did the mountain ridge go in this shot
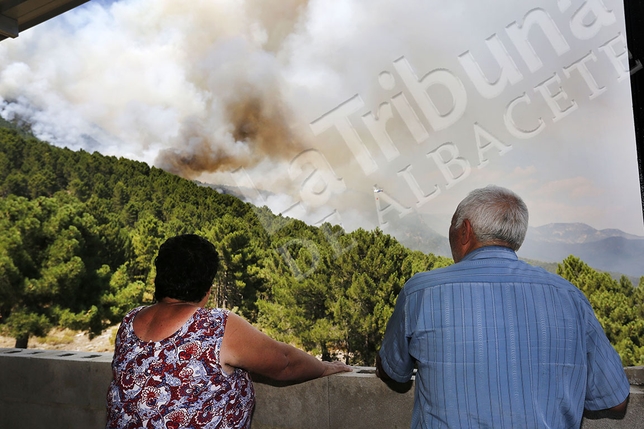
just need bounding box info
[192,180,644,278]
[527,222,644,244]
[384,217,644,279]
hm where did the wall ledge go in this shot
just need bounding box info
[0,348,642,429]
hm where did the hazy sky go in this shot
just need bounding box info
[1,0,642,237]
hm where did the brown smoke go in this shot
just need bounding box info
[154,0,311,180]
[156,92,305,179]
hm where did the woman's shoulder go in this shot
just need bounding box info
[115,306,144,327]
[122,306,146,323]
[195,306,228,318]
[184,307,230,337]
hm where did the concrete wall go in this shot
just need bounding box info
[0,348,112,428]
[0,348,641,429]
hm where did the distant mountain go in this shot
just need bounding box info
[194,179,643,278]
[526,223,644,244]
[389,219,644,279]
[520,223,644,278]
[385,213,451,257]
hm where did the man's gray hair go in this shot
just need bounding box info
[453,185,529,251]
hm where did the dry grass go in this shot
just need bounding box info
[0,326,117,352]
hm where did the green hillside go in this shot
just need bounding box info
[0,128,642,366]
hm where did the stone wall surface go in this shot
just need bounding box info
[0,348,641,429]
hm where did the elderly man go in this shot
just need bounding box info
[377,185,629,428]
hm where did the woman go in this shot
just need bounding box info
[106,234,351,429]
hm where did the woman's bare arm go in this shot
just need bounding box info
[220,312,351,381]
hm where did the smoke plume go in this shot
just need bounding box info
[0,0,641,236]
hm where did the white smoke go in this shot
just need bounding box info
[0,0,641,236]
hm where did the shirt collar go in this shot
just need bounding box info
[461,245,518,262]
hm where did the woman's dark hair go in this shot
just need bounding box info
[153,234,219,303]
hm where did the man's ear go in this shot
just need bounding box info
[460,219,482,256]
[461,219,474,244]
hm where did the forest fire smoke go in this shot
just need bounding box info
[154,0,312,179]
[157,94,304,179]
[0,0,640,237]
[0,0,315,182]
[0,0,467,214]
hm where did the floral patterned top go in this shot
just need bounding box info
[106,307,255,429]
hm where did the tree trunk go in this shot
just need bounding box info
[14,335,29,349]
[321,345,331,362]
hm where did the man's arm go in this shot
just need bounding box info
[377,285,415,384]
[581,294,631,420]
[583,395,629,420]
[375,353,393,382]
[376,352,413,393]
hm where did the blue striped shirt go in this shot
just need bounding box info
[379,246,629,429]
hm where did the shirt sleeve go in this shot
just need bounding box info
[379,285,415,383]
[583,298,630,410]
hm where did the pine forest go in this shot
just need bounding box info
[0,128,642,366]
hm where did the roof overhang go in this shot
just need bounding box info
[0,0,89,40]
